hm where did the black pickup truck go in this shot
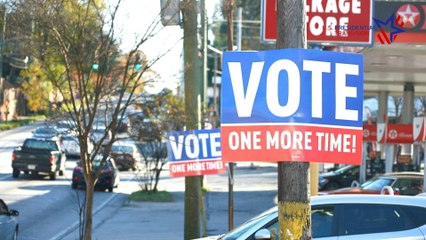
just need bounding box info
[11,138,67,180]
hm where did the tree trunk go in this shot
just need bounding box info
[83,178,95,240]
[276,0,311,239]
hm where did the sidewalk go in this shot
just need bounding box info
[90,163,278,240]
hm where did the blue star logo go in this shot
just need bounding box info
[373,13,406,42]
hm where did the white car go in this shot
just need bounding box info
[197,195,426,240]
[61,135,94,158]
[0,199,19,240]
[61,136,81,158]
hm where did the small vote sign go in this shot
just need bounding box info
[221,48,364,164]
[167,128,225,177]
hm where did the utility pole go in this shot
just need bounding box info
[226,0,235,231]
[200,0,207,114]
[276,0,311,239]
[182,0,202,239]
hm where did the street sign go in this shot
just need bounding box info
[261,0,374,46]
[166,128,225,177]
[221,48,364,164]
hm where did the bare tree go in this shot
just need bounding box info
[130,89,185,193]
[391,96,403,123]
[8,0,180,239]
[137,141,168,192]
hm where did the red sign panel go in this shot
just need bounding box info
[377,123,413,144]
[363,124,377,142]
[261,0,374,45]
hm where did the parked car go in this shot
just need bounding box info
[319,165,374,191]
[12,137,67,180]
[109,143,139,171]
[32,126,61,139]
[71,156,120,192]
[321,172,424,196]
[196,194,426,240]
[0,199,19,240]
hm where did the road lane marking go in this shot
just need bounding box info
[49,173,136,240]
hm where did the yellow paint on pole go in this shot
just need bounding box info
[310,162,318,196]
[278,201,310,240]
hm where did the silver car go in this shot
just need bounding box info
[0,199,19,240]
[197,195,426,240]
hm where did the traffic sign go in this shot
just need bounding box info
[221,48,364,164]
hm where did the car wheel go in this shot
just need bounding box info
[71,182,77,189]
[324,182,340,190]
[59,170,64,176]
[12,169,19,178]
[49,171,57,180]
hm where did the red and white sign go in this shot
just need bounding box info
[363,124,377,142]
[413,117,426,142]
[261,0,374,45]
[377,123,413,144]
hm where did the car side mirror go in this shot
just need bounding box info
[254,229,272,240]
[9,209,19,216]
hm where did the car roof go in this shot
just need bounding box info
[380,172,424,177]
[312,194,426,208]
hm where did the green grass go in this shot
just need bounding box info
[0,115,46,131]
[129,190,173,202]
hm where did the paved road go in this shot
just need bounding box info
[0,124,141,240]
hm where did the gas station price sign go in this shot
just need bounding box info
[221,48,364,164]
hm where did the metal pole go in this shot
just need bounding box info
[201,0,207,118]
[227,0,235,231]
[237,7,242,51]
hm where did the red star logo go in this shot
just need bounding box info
[389,130,398,139]
[397,4,420,29]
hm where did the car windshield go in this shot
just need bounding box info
[362,177,395,191]
[24,139,58,151]
[63,136,77,142]
[220,207,276,240]
[35,128,57,134]
[111,145,133,154]
[333,165,353,174]
[92,156,108,168]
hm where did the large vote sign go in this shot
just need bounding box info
[167,129,225,177]
[221,48,364,164]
